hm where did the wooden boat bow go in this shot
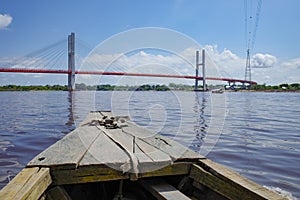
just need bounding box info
[0,111,287,200]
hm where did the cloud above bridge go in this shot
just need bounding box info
[252,53,277,68]
[0,14,13,29]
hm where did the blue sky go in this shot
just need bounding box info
[0,0,299,85]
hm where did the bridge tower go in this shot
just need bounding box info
[195,49,206,91]
[68,32,75,91]
[244,49,251,88]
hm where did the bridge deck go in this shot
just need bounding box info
[0,68,257,85]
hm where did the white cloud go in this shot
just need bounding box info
[281,58,300,69]
[203,45,299,84]
[0,14,13,29]
[204,45,245,78]
[252,53,277,68]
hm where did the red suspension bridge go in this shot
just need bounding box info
[0,33,256,91]
[0,68,256,84]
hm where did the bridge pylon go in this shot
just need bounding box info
[195,49,206,91]
[68,32,75,91]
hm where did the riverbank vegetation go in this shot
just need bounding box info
[75,83,172,91]
[0,84,68,91]
[250,83,300,92]
[0,83,299,92]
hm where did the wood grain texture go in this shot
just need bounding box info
[0,167,51,200]
[190,162,286,200]
[140,179,191,200]
[79,130,130,167]
[27,125,101,169]
[51,165,129,185]
[139,133,202,161]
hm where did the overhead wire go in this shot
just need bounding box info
[251,0,262,51]
[244,0,262,52]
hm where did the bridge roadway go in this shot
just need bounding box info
[0,68,257,85]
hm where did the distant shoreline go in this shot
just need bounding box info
[227,90,300,93]
[0,83,299,92]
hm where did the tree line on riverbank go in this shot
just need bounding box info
[0,84,68,91]
[0,83,299,91]
[0,83,173,91]
[250,83,300,91]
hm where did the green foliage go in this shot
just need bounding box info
[0,85,68,91]
[250,83,300,91]
[1,83,299,92]
[168,83,194,91]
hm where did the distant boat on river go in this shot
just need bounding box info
[211,88,224,94]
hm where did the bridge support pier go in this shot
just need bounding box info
[195,49,206,91]
[68,33,75,91]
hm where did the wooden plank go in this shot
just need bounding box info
[45,186,71,200]
[0,167,39,199]
[96,125,172,173]
[189,163,286,200]
[140,179,191,200]
[51,165,129,185]
[123,122,203,161]
[135,137,172,162]
[98,127,134,153]
[96,125,144,174]
[122,122,158,138]
[27,125,101,168]
[139,162,191,178]
[135,137,174,173]
[16,168,51,200]
[51,162,190,185]
[79,130,131,169]
[0,167,51,200]
[80,111,199,174]
[197,159,286,200]
[140,133,202,161]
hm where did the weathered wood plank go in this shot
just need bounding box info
[51,162,190,185]
[45,186,71,200]
[95,124,173,173]
[139,162,191,178]
[140,133,202,161]
[79,130,131,170]
[98,127,134,154]
[51,165,129,185]
[197,159,286,200]
[16,168,51,200]
[27,125,101,168]
[123,122,203,161]
[189,162,286,200]
[80,111,201,174]
[140,179,191,200]
[135,137,174,173]
[0,167,51,200]
[135,137,172,162]
[0,167,39,199]
[123,121,198,162]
